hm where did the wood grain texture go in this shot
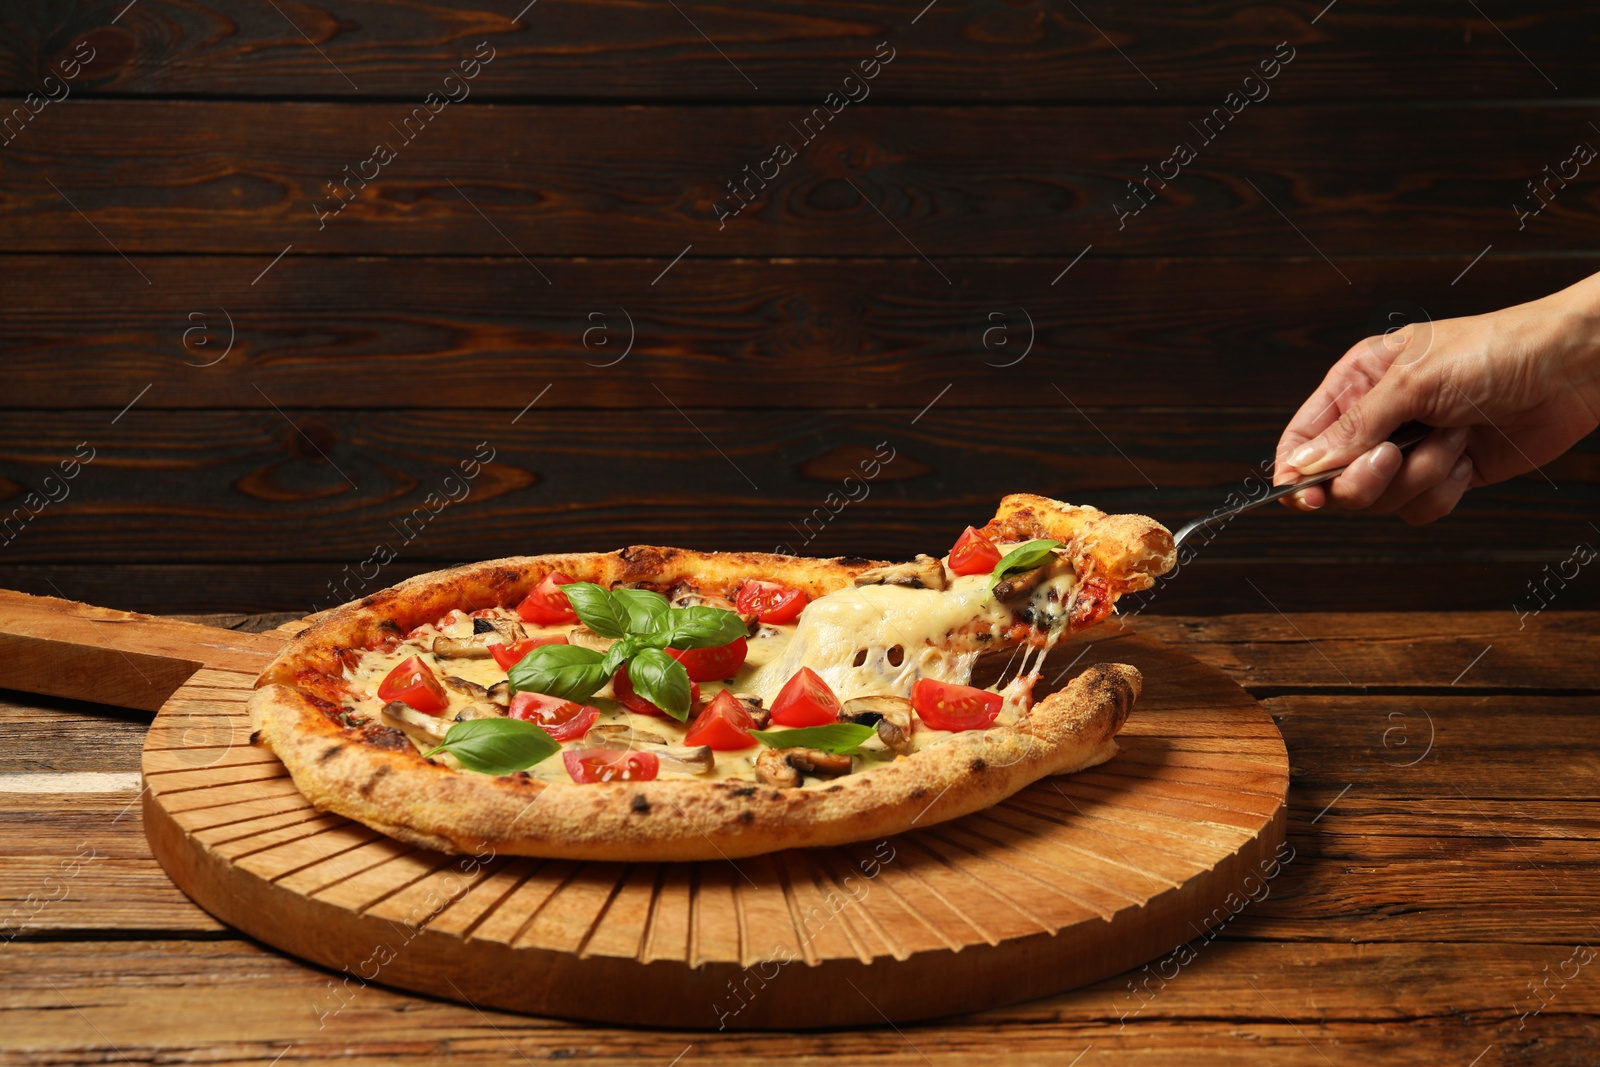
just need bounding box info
[4,102,1598,255]
[12,785,1599,946]
[5,939,1599,1064]
[2,254,1595,411]
[6,610,1600,1060]
[1,0,1593,101]
[129,622,1288,1027]
[1135,611,1600,689]
[12,627,1600,940]
[0,589,278,710]
[0,408,1590,585]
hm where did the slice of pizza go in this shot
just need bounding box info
[249,494,1175,861]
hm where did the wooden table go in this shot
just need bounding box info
[5,610,1598,1064]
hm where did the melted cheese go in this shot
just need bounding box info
[747,571,1076,707]
[339,561,1082,786]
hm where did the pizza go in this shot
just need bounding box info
[248,494,1175,861]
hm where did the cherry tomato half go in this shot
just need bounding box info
[770,667,842,727]
[489,634,569,672]
[613,667,701,719]
[736,580,808,624]
[376,655,449,715]
[516,571,578,625]
[947,526,1003,576]
[564,749,660,784]
[911,679,1003,732]
[509,691,601,742]
[684,690,757,750]
[666,636,748,682]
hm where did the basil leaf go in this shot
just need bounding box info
[612,588,671,634]
[989,539,1063,589]
[658,605,749,650]
[507,643,607,701]
[560,582,628,638]
[627,648,693,721]
[599,634,641,677]
[424,718,559,775]
[750,723,876,754]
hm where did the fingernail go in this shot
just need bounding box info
[1450,455,1473,482]
[1289,443,1324,470]
[1292,489,1321,511]
[1443,425,1469,448]
[1368,441,1404,477]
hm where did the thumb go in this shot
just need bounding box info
[1286,376,1417,475]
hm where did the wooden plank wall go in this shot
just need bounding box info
[0,1,1596,615]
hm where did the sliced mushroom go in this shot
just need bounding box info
[756,746,853,787]
[453,702,502,722]
[486,681,511,708]
[380,700,451,742]
[567,626,614,653]
[756,748,801,788]
[585,724,671,749]
[876,718,910,754]
[443,675,490,699]
[853,554,948,591]
[840,695,911,726]
[655,745,714,775]
[667,582,738,611]
[432,617,527,659]
[993,565,1049,602]
[732,693,770,730]
[786,748,854,777]
[490,618,528,642]
[431,635,494,659]
[581,724,714,775]
[841,695,913,755]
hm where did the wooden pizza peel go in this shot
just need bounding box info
[0,587,1288,1029]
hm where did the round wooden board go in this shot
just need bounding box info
[141,623,1288,1029]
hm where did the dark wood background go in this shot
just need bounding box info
[1,0,1597,616]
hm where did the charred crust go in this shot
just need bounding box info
[358,725,413,751]
[630,794,651,815]
[249,730,262,745]
[729,785,758,798]
[739,810,755,823]
[969,758,988,772]
[358,765,392,797]
[318,743,343,762]
[910,787,929,800]
[1081,663,1137,731]
[834,555,873,567]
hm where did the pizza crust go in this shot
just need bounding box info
[246,497,1174,861]
[249,660,1138,861]
[980,494,1175,592]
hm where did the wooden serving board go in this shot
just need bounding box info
[0,589,1288,1029]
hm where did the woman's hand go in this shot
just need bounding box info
[1273,273,1600,524]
